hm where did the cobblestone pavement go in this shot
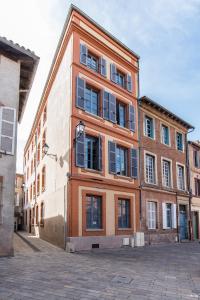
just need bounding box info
[0,233,200,300]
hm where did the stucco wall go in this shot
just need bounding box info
[0,55,20,256]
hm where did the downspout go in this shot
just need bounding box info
[186,128,195,240]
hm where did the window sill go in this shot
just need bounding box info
[117,228,132,231]
[113,124,130,132]
[85,229,104,232]
[114,174,133,182]
[81,168,103,175]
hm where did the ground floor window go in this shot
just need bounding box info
[40,202,44,225]
[162,202,176,229]
[86,195,102,229]
[166,203,172,228]
[118,199,130,228]
[147,201,157,229]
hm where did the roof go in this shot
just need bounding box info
[188,140,200,149]
[139,96,194,130]
[0,36,39,122]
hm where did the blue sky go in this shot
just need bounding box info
[0,0,199,172]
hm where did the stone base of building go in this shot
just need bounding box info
[66,235,134,252]
[144,232,178,245]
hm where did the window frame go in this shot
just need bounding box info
[161,157,173,188]
[85,134,99,171]
[176,131,184,152]
[116,145,128,177]
[116,99,127,128]
[144,114,155,140]
[84,84,100,117]
[176,163,186,191]
[118,198,131,229]
[116,69,126,89]
[144,151,157,185]
[147,201,157,230]
[161,123,170,146]
[86,51,99,72]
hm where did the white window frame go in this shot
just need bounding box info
[143,114,156,140]
[175,130,184,153]
[144,151,158,185]
[160,123,171,147]
[147,201,157,230]
[162,202,177,229]
[0,106,16,155]
[161,157,173,188]
[176,163,186,191]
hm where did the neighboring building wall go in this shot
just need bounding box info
[188,142,200,239]
[0,55,20,256]
[139,100,190,244]
[23,7,140,251]
[14,174,24,231]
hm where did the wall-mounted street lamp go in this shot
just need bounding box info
[76,121,85,139]
[42,143,57,161]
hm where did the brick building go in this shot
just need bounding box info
[188,141,200,240]
[23,5,140,251]
[139,96,194,244]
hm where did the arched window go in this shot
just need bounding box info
[42,166,46,192]
[40,202,44,225]
[37,174,40,196]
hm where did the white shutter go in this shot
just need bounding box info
[162,202,167,229]
[172,203,177,229]
[0,107,16,155]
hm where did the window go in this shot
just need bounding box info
[176,132,183,151]
[36,205,39,225]
[27,167,29,181]
[118,199,130,228]
[145,154,156,184]
[145,116,154,139]
[30,185,32,201]
[42,166,46,192]
[40,202,44,225]
[148,201,157,229]
[116,101,126,128]
[161,125,170,145]
[177,165,185,190]
[162,160,171,187]
[0,106,16,155]
[194,150,200,168]
[43,106,47,125]
[85,86,99,116]
[37,174,40,196]
[37,143,40,165]
[42,131,46,158]
[116,146,128,176]
[85,135,98,170]
[37,121,41,137]
[116,69,125,88]
[86,195,102,229]
[195,178,200,196]
[87,52,98,72]
[33,181,36,199]
[166,203,172,228]
[31,140,34,152]
[27,150,29,161]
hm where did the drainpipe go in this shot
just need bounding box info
[186,128,195,240]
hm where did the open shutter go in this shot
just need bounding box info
[129,104,136,132]
[98,135,102,171]
[110,63,116,83]
[162,203,167,229]
[0,107,16,155]
[108,141,116,174]
[75,130,85,168]
[172,204,177,229]
[100,57,107,77]
[126,74,132,92]
[103,91,109,120]
[80,44,88,65]
[76,77,85,110]
[109,94,116,123]
[130,148,138,179]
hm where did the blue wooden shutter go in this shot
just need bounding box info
[76,77,85,110]
[108,141,116,174]
[131,148,138,178]
[129,104,136,132]
[98,135,102,171]
[100,57,107,77]
[80,44,87,65]
[110,63,116,83]
[109,94,116,123]
[126,74,132,92]
[75,130,85,168]
[103,91,109,120]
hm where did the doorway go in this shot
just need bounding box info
[192,211,199,240]
[29,210,32,233]
[179,205,188,240]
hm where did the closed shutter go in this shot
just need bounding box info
[100,57,107,77]
[76,77,85,110]
[126,74,132,92]
[0,106,16,155]
[108,141,116,174]
[172,204,177,229]
[162,203,167,229]
[103,91,109,120]
[130,148,138,179]
[110,63,116,83]
[75,129,85,168]
[129,104,136,132]
[109,94,116,123]
[80,44,88,65]
[97,135,102,171]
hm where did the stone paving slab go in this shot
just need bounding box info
[0,233,200,299]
